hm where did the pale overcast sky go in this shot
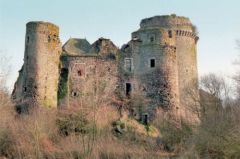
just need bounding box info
[0,0,240,90]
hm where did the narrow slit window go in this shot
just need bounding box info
[27,36,30,43]
[143,114,149,125]
[126,83,132,96]
[168,30,172,38]
[150,59,155,68]
[148,34,155,43]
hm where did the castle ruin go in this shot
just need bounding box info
[12,14,199,122]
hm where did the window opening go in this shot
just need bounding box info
[168,30,172,38]
[126,83,132,96]
[150,59,155,68]
[125,58,132,72]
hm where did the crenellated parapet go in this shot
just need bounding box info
[13,14,199,124]
[120,14,199,123]
[176,30,199,43]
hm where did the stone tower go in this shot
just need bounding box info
[12,22,62,108]
[13,15,199,122]
[121,15,199,122]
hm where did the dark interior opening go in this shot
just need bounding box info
[77,70,82,76]
[73,92,77,97]
[24,87,27,92]
[150,59,155,68]
[126,83,132,96]
[143,114,149,125]
[48,35,51,42]
[168,30,172,38]
[150,36,154,42]
[58,68,69,100]
[27,36,29,43]
[61,68,69,79]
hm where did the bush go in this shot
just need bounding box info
[160,120,193,152]
[56,111,90,136]
[58,68,68,100]
[190,108,240,159]
[0,129,15,158]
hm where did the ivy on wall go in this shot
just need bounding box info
[58,68,68,100]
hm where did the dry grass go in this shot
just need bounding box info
[3,72,240,159]
[0,95,167,159]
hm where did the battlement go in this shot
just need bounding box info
[176,30,199,42]
[140,14,193,30]
[13,15,199,123]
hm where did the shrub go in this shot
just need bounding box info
[160,120,193,152]
[58,68,68,100]
[56,111,90,136]
[0,130,15,158]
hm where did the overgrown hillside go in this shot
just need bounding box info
[1,56,240,159]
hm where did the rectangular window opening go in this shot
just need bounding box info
[126,83,132,96]
[150,36,154,42]
[125,58,132,72]
[143,114,149,125]
[168,30,172,38]
[150,59,155,68]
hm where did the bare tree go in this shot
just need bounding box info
[233,40,240,103]
[0,52,12,109]
[0,51,11,93]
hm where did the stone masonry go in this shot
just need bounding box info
[12,14,199,122]
[12,22,62,109]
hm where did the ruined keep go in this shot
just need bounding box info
[12,14,199,122]
[12,22,62,108]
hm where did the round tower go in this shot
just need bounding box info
[129,16,180,119]
[127,15,199,122]
[174,18,199,122]
[22,21,62,108]
[139,15,199,122]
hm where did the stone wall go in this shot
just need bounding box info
[120,15,199,123]
[120,27,180,120]
[13,15,199,123]
[12,22,62,108]
[58,55,118,110]
[58,38,119,110]
[176,29,199,122]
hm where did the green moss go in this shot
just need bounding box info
[58,68,68,100]
[43,98,55,108]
